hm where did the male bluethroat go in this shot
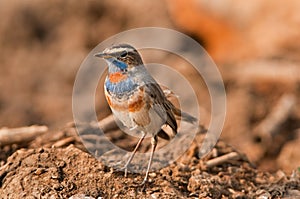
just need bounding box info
[95,44,197,184]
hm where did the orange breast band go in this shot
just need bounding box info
[109,72,127,83]
[128,95,145,112]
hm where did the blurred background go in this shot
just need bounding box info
[0,0,299,172]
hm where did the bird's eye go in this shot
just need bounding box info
[120,51,128,58]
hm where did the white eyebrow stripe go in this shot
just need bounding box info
[105,47,134,54]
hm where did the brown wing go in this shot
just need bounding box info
[144,83,178,136]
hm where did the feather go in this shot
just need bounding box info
[145,83,178,136]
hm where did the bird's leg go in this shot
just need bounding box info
[123,131,146,177]
[141,135,157,185]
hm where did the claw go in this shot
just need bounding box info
[140,176,148,186]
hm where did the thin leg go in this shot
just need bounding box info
[123,132,146,177]
[141,135,157,185]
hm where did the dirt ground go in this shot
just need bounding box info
[0,0,300,198]
[1,126,299,198]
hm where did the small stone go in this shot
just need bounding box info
[150,193,160,199]
[34,168,45,175]
[256,189,271,199]
[149,172,157,178]
[69,194,96,199]
[38,148,45,153]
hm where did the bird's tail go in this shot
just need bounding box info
[161,85,206,133]
[171,105,207,134]
[171,105,198,124]
[162,86,197,123]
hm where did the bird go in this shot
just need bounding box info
[94,43,197,185]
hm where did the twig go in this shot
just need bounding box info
[97,114,118,132]
[253,94,296,142]
[205,152,240,168]
[52,137,76,148]
[0,125,48,147]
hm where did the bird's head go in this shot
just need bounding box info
[94,44,143,73]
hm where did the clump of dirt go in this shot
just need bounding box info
[0,127,299,198]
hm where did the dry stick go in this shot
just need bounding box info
[253,94,296,142]
[97,114,118,132]
[205,152,240,168]
[52,137,76,148]
[0,125,48,147]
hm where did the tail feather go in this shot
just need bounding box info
[161,85,198,124]
[171,105,198,124]
[172,105,207,134]
[157,128,171,140]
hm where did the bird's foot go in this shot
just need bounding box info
[140,177,148,186]
[124,167,128,177]
[120,165,129,177]
[140,171,151,185]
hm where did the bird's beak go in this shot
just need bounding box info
[94,52,112,59]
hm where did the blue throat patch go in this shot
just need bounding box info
[105,58,138,96]
[107,58,128,72]
[105,77,138,96]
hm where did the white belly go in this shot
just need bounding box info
[111,105,166,137]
